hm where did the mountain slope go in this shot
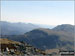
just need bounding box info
[52,24,74,33]
[1,24,74,51]
[0,21,39,35]
[0,21,55,35]
[0,38,21,44]
[23,28,74,50]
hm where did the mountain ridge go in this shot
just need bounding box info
[52,24,74,33]
[1,21,74,51]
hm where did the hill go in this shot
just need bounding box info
[23,28,74,50]
[52,24,74,33]
[0,38,21,44]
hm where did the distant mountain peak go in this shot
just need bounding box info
[52,24,74,33]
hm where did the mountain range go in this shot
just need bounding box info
[1,22,74,51]
[0,21,54,35]
[0,21,39,35]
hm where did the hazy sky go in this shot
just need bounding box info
[1,1,74,25]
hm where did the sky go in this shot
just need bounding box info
[1,1,74,25]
